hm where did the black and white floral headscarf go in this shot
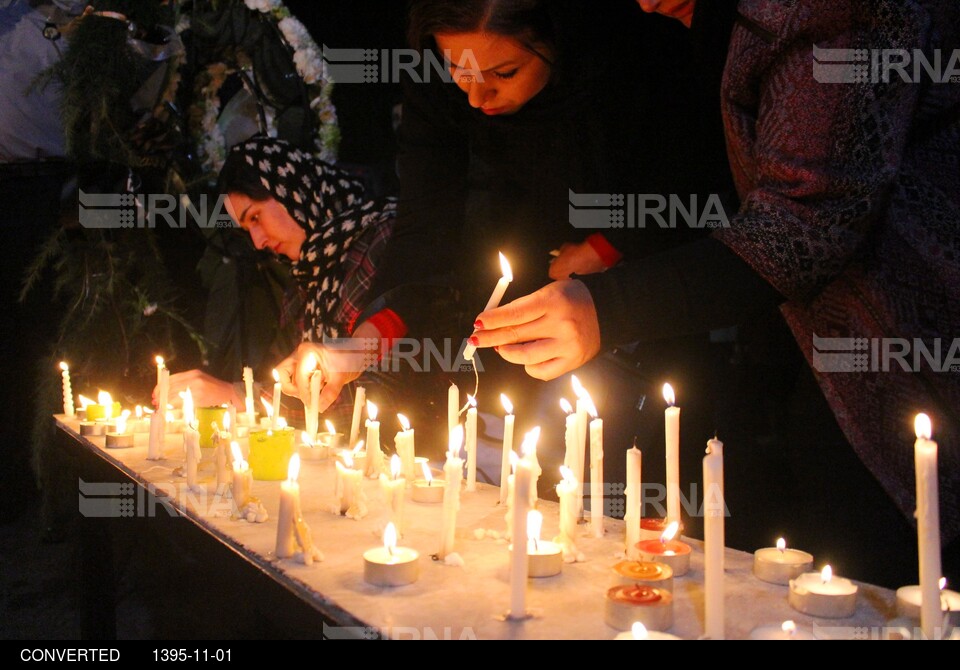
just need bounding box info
[229,138,396,340]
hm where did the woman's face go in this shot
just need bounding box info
[225,193,306,261]
[435,31,553,116]
[636,0,696,27]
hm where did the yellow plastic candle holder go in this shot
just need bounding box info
[248,428,296,481]
[84,402,122,422]
[197,406,228,449]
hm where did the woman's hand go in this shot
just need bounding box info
[153,370,241,409]
[471,279,602,380]
[548,240,607,280]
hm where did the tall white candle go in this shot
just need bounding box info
[625,444,642,558]
[276,453,301,559]
[499,394,515,506]
[587,398,604,538]
[182,388,201,491]
[395,413,416,482]
[349,385,366,449]
[230,441,251,515]
[242,365,255,424]
[509,458,532,619]
[521,426,542,508]
[439,425,464,559]
[703,437,725,640]
[305,354,321,441]
[379,454,407,535]
[556,466,580,561]
[663,383,681,525]
[215,411,232,491]
[147,407,165,460]
[59,362,75,417]
[561,398,577,473]
[155,355,165,387]
[572,376,588,520]
[158,367,170,420]
[447,383,458,436]
[271,369,282,431]
[463,252,512,361]
[914,413,942,640]
[365,400,383,478]
[465,395,478,492]
[504,451,519,539]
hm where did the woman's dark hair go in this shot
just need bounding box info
[217,146,273,201]
[407,0,560,66]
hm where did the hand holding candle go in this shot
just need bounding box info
[463,252,512,361]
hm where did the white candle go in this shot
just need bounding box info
[276,453,300,559]
[271,369,282,430]
[499,394,515,506]
[789,566,858,618]
[521,426,542,508]
[214,411,232,490]
[509,457,532,619]
[585,396,604,538]
[182,388,201,491]
[703,437,725,640]
[230,441,252,516]
[242,365,256,425]
[59,362,75,417]
[465,395,478,492]
[157,365,170,420]
[625,444,642,559]
[463,252,512,361]
[349,385,366,449]
[663,384,680,525]
[556,466,580,562]
[412,461,445,503]
[363,522,420,587]
[395,413,416,482]
[379,454,407,535]
[155,355,165,386]
[526,509,562,578]
[335,450,366,519]
[753,538,814,585]
[505,452,519,540]
[614,622,682,641]
[572,376,588,520]
[560,397,578,473]
[105,410,134,449]
[147,406,166,460]
[914,413,942,640]
[447,383,458,436]
[439,425,464,559]
[305,354,321,442]
[364,400,383,478]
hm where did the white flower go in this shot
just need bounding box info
[278,17,311,50]
[244,0,281,13]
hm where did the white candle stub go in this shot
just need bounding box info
[753,538,814,585]
[412,461,445,503]
[895,582,960,626]
[788,566,858,618]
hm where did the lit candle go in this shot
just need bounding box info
[465,395,478,492]
[155,355,165,387]
[363,522,420,587]
[663,384,680,526]
[242,365,256,426]
[105,410,133,449]
[555,466,582,563]
[625,442,642,559]
[611,560,674,591]
[605,585,674,633]
[58,362,75,417]
[571,376,588,520]
[584,393,603,538]
[349,385,366,449]
[747,620,816,641]
[703,437,725,640]
[379,454,407,536]
[304,353,321,442]
[896,578,960,626]
[157,360,170,420]
[463,252,512,361]
[521,426,542,508]
[395,413,416,482]
[526,510,562,578]
[914,413,942,640]
[87,390,119,422]
[788,565,858,618]
[613,621,682,641]
[447,383,458,437]
[214,411,232,491]
[271,369,282,430]
[439,425,464,560]
[364,400,383,478]
[77,394,93,420]
[129,405,149,434]
[318,419,341,451]
[499,394,515,506]
[509,456,532,619]
[560,397,578,482]
[635,522,691,577]
[147,405,165,460]
[753,538,814,585]
[335,448,367,519]
[504,451,519,540]
[182,388,201,491]
[412,461,445,503]
[230,441,252,516]
[276,453,300,559]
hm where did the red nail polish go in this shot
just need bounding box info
[469,336,479,347]
[474,319,484,330]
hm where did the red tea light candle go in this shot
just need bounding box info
[639,517,685,542]
[789,565,858,618]
[364,522,419,587]
[635,522,691,577]
[748,620,817,641]
[526,510,562,578]
[611,561,674,591]
[754,537,814,585]
[412,461,445,503]
[896,578,960,627]
[614,622,682,641]
[605,585,674,632]
[105,410,134,449]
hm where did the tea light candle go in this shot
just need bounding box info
[896,580,960,626]
[105,410,134,449]
[465,395,478,492]
[463,252,512,361]
[439,425,464,560]
[364,522,419,587]
[625,443,642,558]
[59,362,75,417]
[335,449,367,519]
[789,566,858,618]
[299,431,325,461]
[499,394,515,506]
[318,420,342,451]
[412,461,445,503]
[754,538,814,585]
[748,620,817,640]
[230,441,252,515]
[605,585,674,632]
[612,560,674,592]
[276,453,301,559]
[614,622,682,641]
[635,522,691,577]
[79,421,107,437]
[526,510,562,578]
[379,455,406,535]
[128,405,150,434]
[364,400,383,478]
[77,394,93,420]
[395,414,416,481]
[662,384,680,526]
[349,385,365,448]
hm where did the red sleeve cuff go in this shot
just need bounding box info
[365,309,408,348]
[586,233,623,269]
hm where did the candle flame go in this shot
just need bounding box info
[583,393,598,419]
[391,454,402,479]
[397,413,411,432]
[915,413,932,440]
[384,522,398,553]
[182,388,195,425]
[59,361,69,372]
[136,405,143,419]
[166,410,175,422]
[341,450,354,469]
[940,577,947,591]
[78,394,94,409]
[661,521,679,544]
[155,355,164,368]
[777,538,786,552]
[821,565,833,584]
[560,398,573,414]
[97,390,112,404]
[222,411,231,433]
[272,368,280,383]
[521,426,541,457]
[325,419,336,434]
[527,510,543,547]
[449,424,464,458]
[287,453,301,483]
[230,441,245,468]
[631,622,649,640]
[663,383,676,407]
[498,252,513,282]
[276,417,288,429]
[421,461,433,483]
[303,352,318,373]
[781,621,797,636]
[353,440,365,455]
[260,397,273,418]
[501,394,513,415]
[560,465,575,485]
[115,410,130,434]
[367,400,378,422]
[301,431,314,447]
[571,375,586,400]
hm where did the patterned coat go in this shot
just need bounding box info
[715,0,960,542]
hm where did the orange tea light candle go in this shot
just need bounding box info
[635,522,690,577]
[612,561,674,591]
